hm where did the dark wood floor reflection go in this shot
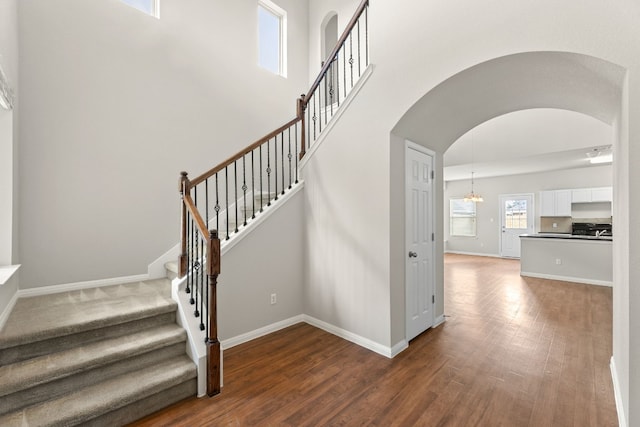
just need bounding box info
[129,254,618,426]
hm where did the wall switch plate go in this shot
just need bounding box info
[555,258,562,265]
[270,293,277,305]
[553,223,558,228]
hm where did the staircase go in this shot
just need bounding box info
[0,279,196,427]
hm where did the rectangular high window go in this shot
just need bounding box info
[121,0,159,18]
[258,1,287,77]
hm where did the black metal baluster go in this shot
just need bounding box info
[365,5,369,66]
[215,173,220,234]
[225,167,229,240]
[343,44,347,99]
[260,145,264,212]
[349,33,354,87]
[193,187,199,314]
[234,161,238,232]
[251,151,256,219]
[357,20,361,76]
[274,137,279,201]
[205,179,209,233]
[242,155,248,226]
[318,88,323,134]
[324,71,328,125]
[329,61,335,117]
[186,210,191,296]
[336,54,341,107]
[288,127,292,189]
[312,93,317,141]
[281,132,285,195]
[307,99,312,147]
[199,238,204,330]
[267,139,271,206]
[193,234,198,311]
[295,122,299,184]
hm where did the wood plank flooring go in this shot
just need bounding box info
[129,254,618,426]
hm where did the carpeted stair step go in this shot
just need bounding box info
[0,323,188,416]
[0,355,197,427]
[0,279,176,365]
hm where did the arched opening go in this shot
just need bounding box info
[320,12,338,107]
[321,12,338,64]
[390,50,626,343]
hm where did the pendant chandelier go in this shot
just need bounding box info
[463,130,483,202]
[464,172,484,202]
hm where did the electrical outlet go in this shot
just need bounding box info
[552,223,558,228]
[555,258,562,265]
[270,293,277,305]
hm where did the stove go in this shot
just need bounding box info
[572,222,612,236]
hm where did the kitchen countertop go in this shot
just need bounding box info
[520,233,612,241]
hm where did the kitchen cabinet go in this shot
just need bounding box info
[571,189,591,203]
[570,187,613,203]
[591,187,613,202]
[540,190,572,217]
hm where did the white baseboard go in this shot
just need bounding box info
[610,356,627,427]
[445,250,502,258]
[433,314,445,327]
[390,339,408,357]
[302,314,396,359]
[0,289,18,331]
[221,315,305,350]
[18,274,150,298]
[520,271,612,287]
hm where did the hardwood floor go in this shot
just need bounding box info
[129,254,618,426]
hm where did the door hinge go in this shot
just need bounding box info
[431,232,435,242]
[432,295,435,304]
[431,170,435,180]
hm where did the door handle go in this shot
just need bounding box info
[408,251,418,258]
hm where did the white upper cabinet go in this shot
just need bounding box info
[591,187,613,202]
[571,188,591,203]
[571,187,613,203]
[540,190,572,217]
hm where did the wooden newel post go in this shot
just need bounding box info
[206,229,221,397]
[178,171,189,278]
[297,94,306,160]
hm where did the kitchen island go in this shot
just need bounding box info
[519,234,612,286]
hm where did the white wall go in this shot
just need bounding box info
[0,0,18,268]
[218,188,304,341]
[306,1,640,422]
[17,0,309,289]
[444,165,613,256]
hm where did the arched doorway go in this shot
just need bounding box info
[390,51,626,341]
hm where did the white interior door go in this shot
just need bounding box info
[500,193,534,258]
[406,143,435,341]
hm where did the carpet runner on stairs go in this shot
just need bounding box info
[0,279,196,427]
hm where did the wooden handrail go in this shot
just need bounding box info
[183,193,210,242]
[303,0,369,104]
[188,117,301,188]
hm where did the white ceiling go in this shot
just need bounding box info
[443,108,613,181]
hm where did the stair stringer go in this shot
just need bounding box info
[170,181,304,397]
